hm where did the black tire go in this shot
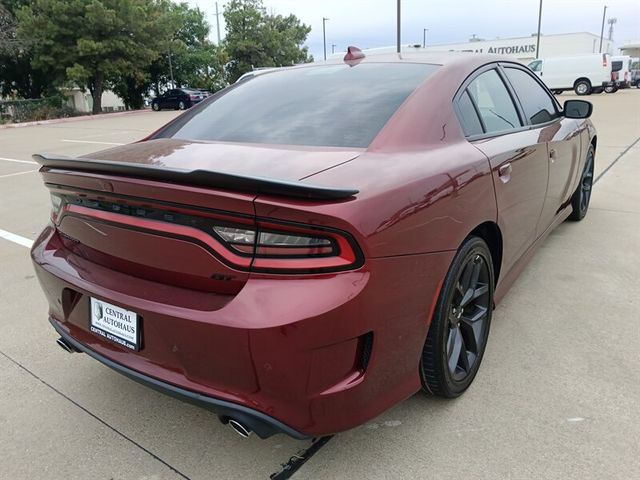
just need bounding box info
[178,100,186,110]
[604,84,618,94]
[552,89,563,95]
[568,145,595,221]
[152,102,160,111]
[636,80,640,88]
[420,236,494,398]
[574,79,592,96]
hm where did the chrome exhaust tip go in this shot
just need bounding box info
[56,337,78,353]
[228,419,252,438]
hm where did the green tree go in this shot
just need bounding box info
[223,0,312,83]
[17,0,167,113]
[147,2,227,95]
[0,0,53,98]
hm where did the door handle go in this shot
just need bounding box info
[498,163,512,183]
[549,149,557,163]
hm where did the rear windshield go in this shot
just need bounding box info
[611,61,623,72]
[169,63,438,148]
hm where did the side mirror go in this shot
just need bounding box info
[563,100,592,119]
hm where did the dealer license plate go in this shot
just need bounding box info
[90,298,139,351]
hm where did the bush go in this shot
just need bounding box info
[0,96,85,124]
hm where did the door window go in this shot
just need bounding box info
[456,91,483,136]
[527,60,542,72]
[503,67,559,125]
[467,69,521,134]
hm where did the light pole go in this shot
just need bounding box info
[599,5,607,53]
[322,17,329,60]
[214,2,221,44]
[535,0,543,58]
[423,28,428,48]
[396,0,401,53]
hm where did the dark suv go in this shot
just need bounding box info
[151,88,204,111]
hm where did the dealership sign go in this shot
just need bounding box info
[458,44,537,55]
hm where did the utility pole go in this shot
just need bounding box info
[534,0,543,59]
[214,2,221,44]
[396,0,401,53]
[599,5,607,53]
[322,17,329,60]
[168,48,174,89]
[423,28,428,48]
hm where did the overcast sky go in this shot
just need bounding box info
[187,0,640,58]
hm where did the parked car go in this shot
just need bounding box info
[31,50,596,439]
[528,53,611,95]
[632,69,640,88]
[151,88,204,111]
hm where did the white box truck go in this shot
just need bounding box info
[527,54,611,95]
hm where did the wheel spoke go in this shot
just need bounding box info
[458,335,471,372]
[447,327,462,373]
[459,307,487,354]
[461,283,489,307]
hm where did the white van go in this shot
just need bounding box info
[609,55,632,90]
[527,54,611,95]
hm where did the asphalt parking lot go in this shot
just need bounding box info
[1,90,639,479]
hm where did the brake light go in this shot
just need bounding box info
[213,221,361,273]
[52,192,363,274]
[189,95,199,100]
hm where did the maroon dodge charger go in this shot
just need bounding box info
[31,50,596,439]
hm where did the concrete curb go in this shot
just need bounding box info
[0,109,151,130]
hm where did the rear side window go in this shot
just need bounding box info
[611,61,622,72]
[456,91,483,136]
[467,69,521,134]
[528,60,542,72]
[503,67,559,125]
[170,63,438,148]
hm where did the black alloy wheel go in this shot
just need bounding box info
[569,145,595,221]
[421,236,494,397]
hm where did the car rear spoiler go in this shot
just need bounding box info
[33,153,359,200]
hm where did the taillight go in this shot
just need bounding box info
[189,95,199,100]
[213,221,362,273]
[52,192,363,274]
[50,193,64,223]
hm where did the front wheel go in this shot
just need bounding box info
[178,100,186,110]
[152,102,160,111]
[568,145,595,221]
[420,236,494,398]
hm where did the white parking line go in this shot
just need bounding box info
[0,157,37,165]
[61,139,125,146]
[0,229,33,248]
[0,169,38,179]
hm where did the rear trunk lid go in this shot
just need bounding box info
[38,139,361,295]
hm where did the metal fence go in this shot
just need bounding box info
[0,97,83,124]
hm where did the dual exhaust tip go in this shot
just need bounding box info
[227,418,253,438]
[56,337,80,354]
[56,337,254,438]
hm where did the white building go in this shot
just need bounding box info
[64,88,126,113]
[333,32,615,64]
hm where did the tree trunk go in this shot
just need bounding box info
[91,71,104,114]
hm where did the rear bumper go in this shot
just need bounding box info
[33,225,453,437]
[50,317,307,439]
